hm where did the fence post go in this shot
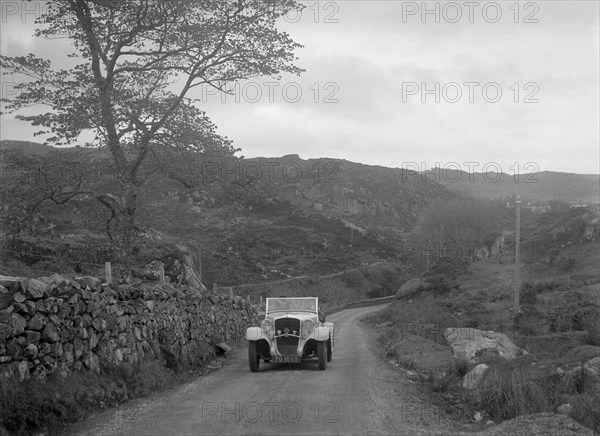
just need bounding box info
[105,262,112,285]
[260,296,263,305]
[159,265,165,286]
[229,287,233,298]
[247,294,250,302]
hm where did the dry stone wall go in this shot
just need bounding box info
[0,274,259,381]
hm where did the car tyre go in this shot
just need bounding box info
[249,341,260,372]
[318,341,327,370]
[327,338,332,362]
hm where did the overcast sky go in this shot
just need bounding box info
[1,0,599,174]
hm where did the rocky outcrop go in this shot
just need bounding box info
[444,327,528,362]
[0,274,258,381]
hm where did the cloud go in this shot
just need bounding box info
[1,0,598,173]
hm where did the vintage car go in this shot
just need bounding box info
[245,297,334,371]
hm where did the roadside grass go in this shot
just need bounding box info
[467,358,600,432]
[372,249,600,433]
[0,360,182,434]
[0,348,229,434]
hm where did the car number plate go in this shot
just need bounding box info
[272,355,301,363]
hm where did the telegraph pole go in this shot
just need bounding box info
[197,244,203,284]
[514,196,521,314]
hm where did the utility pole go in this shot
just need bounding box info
[514,195,521,314]
[197,243,203,284]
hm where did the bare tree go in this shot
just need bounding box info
[1,0,304,261]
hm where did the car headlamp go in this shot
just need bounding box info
[302,319,314,337]
[261,319,273,335]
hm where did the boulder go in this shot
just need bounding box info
[396,278,425,299]
[12,302,29,316]
[38,274,72,296]
[444,328,528,362]
[42,322,60,342]
[13,292,26,304]
[462,363,489,390]
[0,285,12,310]
[24,330,41,342]
[0,322,11,341]
[84,352,100,373]
[27,313,46,331]
[25,279,48,299]
[24,300,37,316]
[5,338,21,359]
[23,343,39,359]
[0,276,23,292]
[8,313,27,336]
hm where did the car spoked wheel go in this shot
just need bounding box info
[249,341,260,372]
[318,341,327,370]
[326,338,332,362]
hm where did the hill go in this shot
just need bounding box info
[430,168,600,204]
[1,140,598,304]
[0,141,454,299]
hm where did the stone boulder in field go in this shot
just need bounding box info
[444,327,528,362]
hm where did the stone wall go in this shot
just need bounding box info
[0,274,259,380]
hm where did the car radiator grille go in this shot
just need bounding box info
[274,318,300,356]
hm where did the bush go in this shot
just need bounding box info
[396,356,418,370]
[520,282,538,305]
[571,393,600,432]
[547,302,600,333]
[422,256,469,294]
[453,355,471,377]
[557,256,576,272]
[475,367,550,420]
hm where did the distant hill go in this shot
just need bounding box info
[430,168,600,204]
[2,139,598,290]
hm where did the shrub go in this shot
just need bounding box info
[475,366,550,420]
[547,302,600,333]
[453,355,471,377]
[557,256,576,272]
[571,393,600,432]
[396,356,418,370]
[520,282,538,305]
[431,372,455,393]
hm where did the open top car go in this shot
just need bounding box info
[245,297,334,371]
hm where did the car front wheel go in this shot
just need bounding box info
[248,341,260,372]
[318,341,327,370]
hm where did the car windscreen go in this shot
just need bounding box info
[267,298,317,313]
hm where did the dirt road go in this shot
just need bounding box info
[66,305,455,435]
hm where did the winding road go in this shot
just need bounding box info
[66,305,455,435]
